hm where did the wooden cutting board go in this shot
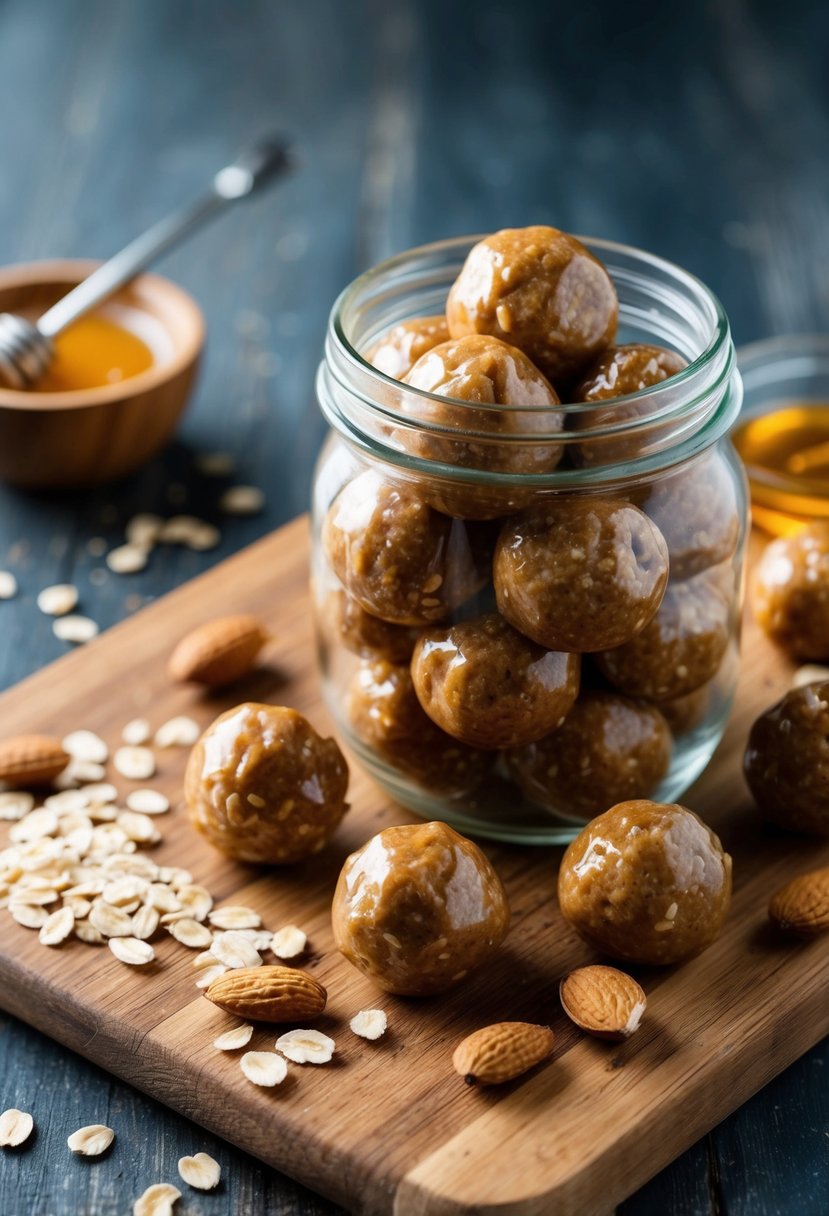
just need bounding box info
[0,515,827,1216]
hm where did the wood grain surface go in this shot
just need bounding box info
[0,516,827,1216]
[1,1,828,1213]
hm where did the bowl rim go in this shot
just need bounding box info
[0,259,205,411]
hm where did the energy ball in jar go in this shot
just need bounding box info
[596,566,731,702]
[347,658,489,797]
[569,344,688,467]
[508,692,672,820]
[558,799,732,965]
[185,704,349,864]
[367,315,450,380]
[324,588,420,665]
[410,612,580,750]
[331,820,510,995]
[400,333,564,520]
[322,469,486,626]
[494,497,669,653]
[751,523,829,661]
[642,451,742,580]
[744,681,829,835]
[446,226,618,382]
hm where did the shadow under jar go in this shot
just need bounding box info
[312,235,748,844]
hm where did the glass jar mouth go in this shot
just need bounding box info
[321,233,739,484]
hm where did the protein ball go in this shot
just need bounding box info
[332,820,510,995]
[446,226,618,382]
[347,658,489,797]
[744,681,829,836]
[185,704,349,863]
[751,523,829,661]
[508,692,672,819]
[411,613,579,750]
[367,315,450,380]
[558,799,732,965]
[324,588,420,664]
[322,469,486,626]
[494,497,669,653]
[642,451,742,580]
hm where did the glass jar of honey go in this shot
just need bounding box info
[312,235,748,844]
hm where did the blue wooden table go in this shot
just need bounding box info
[1,2,827,1212]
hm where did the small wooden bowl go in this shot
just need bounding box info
[0,260,204,489]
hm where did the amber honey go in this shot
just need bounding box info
[34,312,153,393]
[731,404,829,536]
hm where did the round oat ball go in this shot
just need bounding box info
[494,497,669,653]
[558,799,732,965]
[411,612,580,749]
[324,588,420,664]
[658,683,713,737]
[332,820,510,995]
[185,703,349,864]
[642,451,742,580]
[400,333,564,520]
[508,692,672,819]
[446,226,618,382]
[570,344,688,467]
[596,567,731,701]
[347,658,489,797]
[744,681,829,835]
[322,470,486,626]
[367,315,450,381]
[751,523,829,661]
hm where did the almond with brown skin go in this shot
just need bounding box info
[769,868,829,935]
[452,1022,554,1086]
[168,615,268,686]
[560,965,647,1040]
[204,964,327,1023]
[0,735,69,786]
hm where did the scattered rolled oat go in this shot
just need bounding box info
[0,571,18,600]
[275,1029,335,1064]
[109,936,155,966]
[0,791,35,821]
[106,544,148,575]
[52,615,99,644]
[271,924,307,959]
[0,1108,34,1147]
[209,906,261,931]
[169,918,213,949]
[126,514,164,550]
[67,1123,114,1156]
[38,905,74,946]
[186,523,221,552]
[122,718,152,746]
[37,583,78,616]
[211,931,261,969]
[154,717,200,748]
[219,485,264,516]
[350,1009,388,1041]
[196,451,235,477]
[132,905,160,940]
[178,1151,221,1191]
[213,1024,254,1051]
[113,747,156,781]
[159,516,206,546]
[11,904,49,929]
[133,1182,181,1216]
[76,922,105,945]
[62,759,107,784]
[126,788,170,815]
[170,884,212,921]
[89,903,135,938]
[195,964,228,989]
[240,1051,287,1087]
[62,731,109,764]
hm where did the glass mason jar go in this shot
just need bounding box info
[312,236,748,844]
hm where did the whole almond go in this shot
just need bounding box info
[204,964,327,1023]
[769,868,829,935]
[0,735,69,786]
[168,614,268,686]
[559,965,647,1040]
[452,1022,554,1085]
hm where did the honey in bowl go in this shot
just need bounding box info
[29,312,154,393]
[732,404,829,536]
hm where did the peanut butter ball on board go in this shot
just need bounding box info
[507,692,672,820]
[185,704,349,864]
[751,523,829,661]
[446,226,618,382]
[558,799,732,965]
[400,333,564,520]
[494,497,669,653]
[347,658,489,797]
[569,344,688,467]
[411,613,580,750]
[641,451,742,580]
[332,820,510,995]
[324,588,420,665]
[322,470,486,626]
[366,315,450,380]
[595,567,731,702]
[744,681,829,836]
